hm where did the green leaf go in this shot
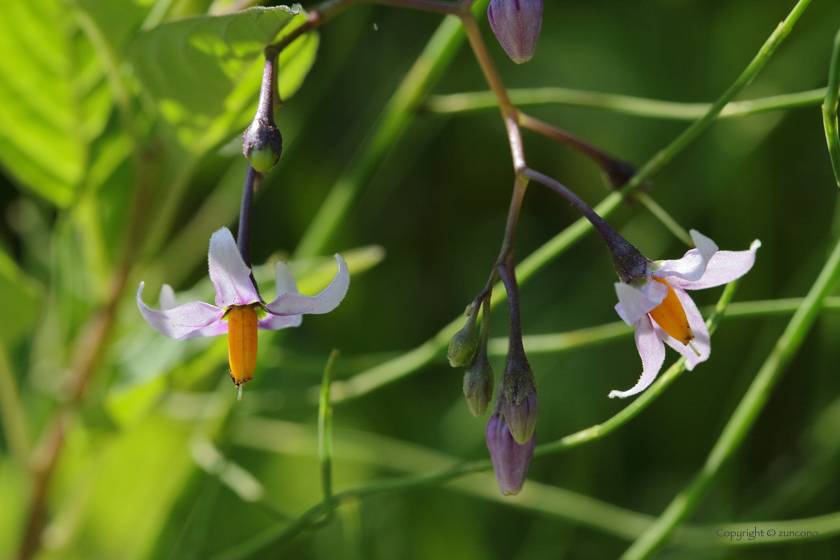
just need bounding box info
[0,249,40,347]
[73,0,156,56]
[0,0,112,206]
[127,5,318,156]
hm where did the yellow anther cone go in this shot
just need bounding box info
[227,305,259,389]
[648,277,694,345]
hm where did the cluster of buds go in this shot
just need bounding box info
[445,0,764,500]
[448,300,495,417]
[449,260,539,495]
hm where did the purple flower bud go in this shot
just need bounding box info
[487,0,543,64]
[486,413,536,495]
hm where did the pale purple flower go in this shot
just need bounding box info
[136,227,349,342]
[610,230,760,398]
[488,0,543,64]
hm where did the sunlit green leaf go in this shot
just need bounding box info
[0,0,112,206]
[56,414,194,560]
[127,5,318,155]
[74,0,156,55]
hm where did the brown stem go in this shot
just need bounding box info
[474,173,527,312]
[16,266,133,560]
[16,143,157,560]
[496,255,524,353]
[497,174,528,263]
[255,56,276,122]
[16,414,67,560]
[518,112,640,188]
[459,13,526,172]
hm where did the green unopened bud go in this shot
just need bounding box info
[502,351,538,444]
[243,117,283,173]
[448,313,479,367]
[463,349,494,417]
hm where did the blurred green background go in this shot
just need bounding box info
[1,0,840,558]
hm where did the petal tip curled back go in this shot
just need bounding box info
[136,280,225,340]
[608,315,666,399]
[273,260,299,297]
[673,236,762,291]
[654,231,718,283]
[264,254,350,317]
[159,284,178,311]
[689,229,719,259]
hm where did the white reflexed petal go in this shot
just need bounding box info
[653,230,718,283]
[671,239,761,291]
[655,287,710,370]
[136,282,224,340]
[258,314,303,331]
[609,315,666,398]
[208,227,259,308]
[265,255,350,316]
[273,260,299,297]
[690,230,719,261]
[159,284,178,311]
[614,280,667,325]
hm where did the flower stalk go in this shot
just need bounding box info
[237,165,257,268]
[518,112,646,190]
[523,168,648,284]
[243,56,282,173]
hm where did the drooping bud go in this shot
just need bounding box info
[486,412,536,495]
[463,347,494,416]
[243,118,282,173]
[243,55,283,173]
[448,306,480,367]
[502,350,538,444]
[487,0,543,64]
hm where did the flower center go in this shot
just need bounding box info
[227,305,259,393]
[648,277,695,345]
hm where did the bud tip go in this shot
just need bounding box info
[488,0,543,64]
